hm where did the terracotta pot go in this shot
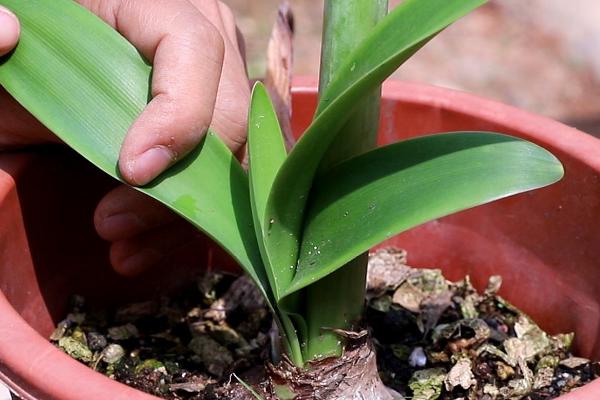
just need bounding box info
[1,78,599,399]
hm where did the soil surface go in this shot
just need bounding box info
[366,249,600,399]
[50,273,273,399]
[51,249,598,399]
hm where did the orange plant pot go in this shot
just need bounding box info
[1,78,599,399]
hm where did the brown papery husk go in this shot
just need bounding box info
[264,339,401,400]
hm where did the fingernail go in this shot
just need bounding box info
[0,6,19,54]
[101,213,145,237]
[126,146,174,185]
[120,248,162,276]
[0,6,17,20]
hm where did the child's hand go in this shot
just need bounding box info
[0,0,250,276]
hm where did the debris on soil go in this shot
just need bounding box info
[367,248,600,400]
[50,273,272,399]
[52,248,598,399]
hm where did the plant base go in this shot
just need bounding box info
[267,340,399,400]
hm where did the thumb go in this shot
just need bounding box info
[0,6,19,56]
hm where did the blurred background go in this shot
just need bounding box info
[226,0,600,137]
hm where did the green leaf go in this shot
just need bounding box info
[232,373,266,400]
[264,0,488,299]
[0,0,269,299]
[284,132,564,295]
[246,83,305,365]
[247,82,288,292]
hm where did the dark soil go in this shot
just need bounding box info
[51,249,599,399]
[50,272,273,399]
[366,248,600,400]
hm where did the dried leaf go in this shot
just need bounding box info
[409,368,446,400]
[58,337,93,363]
[264,1,295,150]
[533,367,555,390]
[552,332,575,351]
[454,276,481,319]
[322,328,368,340]
[483,384,499,397]
[206,276,265,322]
[367,248,411,293]
[560,357,591,369]
[392,282,425,312]
[49,320,71,341]
[499,376,532,399]
[432,319,491,344]
[193,320,249,348]
[409,269,449,294]
[169,382,206,394]
[496,362,515,380]
[458,295,479,319]
[476,344,515,366]
[418,291,453,333]
[484,275,503,296]
[537,355,560,370]
[444,357,475,391]
[134,359,166,375]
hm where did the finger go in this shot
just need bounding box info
[109,220,202,277]
[0,6,19,56]
[94,185,178,242]
[236,27,248,70]
[216,1,242,54]
[79,0,225,186]
[190,0,250,151]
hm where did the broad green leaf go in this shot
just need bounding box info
[264,0,488,299]
[247,82,288,292]
[0,0,269,300]
[283,133,564,295]
[246,83,305,364]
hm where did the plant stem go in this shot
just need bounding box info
[317,0,387,169]
[305,253,368,359]
[304,0,388,361]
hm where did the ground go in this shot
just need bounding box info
[227,0,600,137]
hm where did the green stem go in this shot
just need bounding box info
[280,313,305,366]
[305,253,368,359]
[304,0,388,362]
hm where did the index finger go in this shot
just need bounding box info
[79,0,225,185]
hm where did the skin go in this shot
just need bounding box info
[0,0,249,276]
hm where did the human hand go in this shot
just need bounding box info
[0,0,250,276]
